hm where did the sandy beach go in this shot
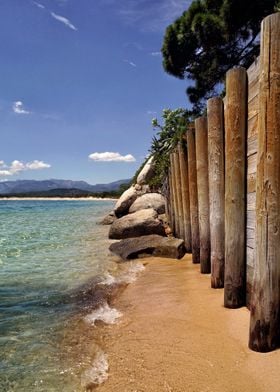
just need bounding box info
[97,255,280,392]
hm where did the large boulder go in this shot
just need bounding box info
[137,156,155,185]
[109,209,166,239]
[113,185,137,217]
[109,235,186,260]
[129,193,165,214]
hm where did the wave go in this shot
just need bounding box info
[80,350,109,389]
[84,302,122,326]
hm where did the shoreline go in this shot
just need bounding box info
[96,255,280,392]
[0,197,118,201]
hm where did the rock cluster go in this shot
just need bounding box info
[101,156,186,261]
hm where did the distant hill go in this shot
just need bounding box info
[0,179,130,195]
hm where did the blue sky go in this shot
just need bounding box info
[0,0,191,184]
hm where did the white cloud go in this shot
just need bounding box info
[0,170,12,177]
[33,1,45,9]
[147,110,157,115]
[26,160,51,170]
[150,51,161,56]
[89,152,136,162]
[0,160,51,177]
[13,101,30,115]
[123,59,137,67]
[50,12,77,31]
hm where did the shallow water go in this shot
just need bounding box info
[0,200,125,391]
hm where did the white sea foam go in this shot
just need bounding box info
[120,262,145,284]
[99,273,116,286]
[81,351,109,388]
[84,303,122,326]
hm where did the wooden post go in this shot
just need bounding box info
[170,153,179,237]
[249,13,280,352]
[173,148,185,239]
[195,117,211,273]
[207,97,225,288]
[178,142,192,252]
[167,168,175,234]
[186,127,200,264]
[224,67,247,308]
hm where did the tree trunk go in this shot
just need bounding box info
[207,97,225,288]
[249,13,280,352]
[224,67,247,308]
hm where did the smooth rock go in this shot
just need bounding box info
[113,185,137,217]
[109,208,166,239]
[129,193,165,214]
[137,156,155,185]
[98,211,116,225]
[109,235,186,260]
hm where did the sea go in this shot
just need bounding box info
[0,199,144,392]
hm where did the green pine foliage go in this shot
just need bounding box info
[162,0,280,111]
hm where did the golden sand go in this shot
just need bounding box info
[97,255,280,392]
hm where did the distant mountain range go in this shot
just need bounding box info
[0,179,130,195]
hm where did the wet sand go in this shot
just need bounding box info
[97,254,280,392]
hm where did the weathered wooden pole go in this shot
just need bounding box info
[195,117,211,273]
[207,97,225,288]
[224,67,247,308]
[249,13,280,352]
[170,153,180,237]
[186,127,200,264]
[178,142,192,252]
[167,168,175,234]
[173,148,185,239]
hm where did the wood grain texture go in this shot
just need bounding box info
[248,114,258,138]
[247,136,258,157]
[167,169,175,234]
[224,67,247,309]
[248,95,259,121]
[178,143,192,252]
[170,154,180,237]
[207,97,225,287]
[249,13,280,353]
[195,117,211,273]
[172,149,185,240]
[247,172,256,193]
[186,127,200,264]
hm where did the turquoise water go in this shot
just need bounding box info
[0,200,121,391]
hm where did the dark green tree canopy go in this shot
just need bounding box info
[162,0,280,111]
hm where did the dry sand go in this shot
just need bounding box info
[97,255,280,392]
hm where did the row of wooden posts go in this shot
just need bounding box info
[166,12,280,353]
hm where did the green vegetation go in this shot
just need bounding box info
[147,108,190,188]
[162,0,280,111]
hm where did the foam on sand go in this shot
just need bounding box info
[84,303,122,326]
[81,351,109,389]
